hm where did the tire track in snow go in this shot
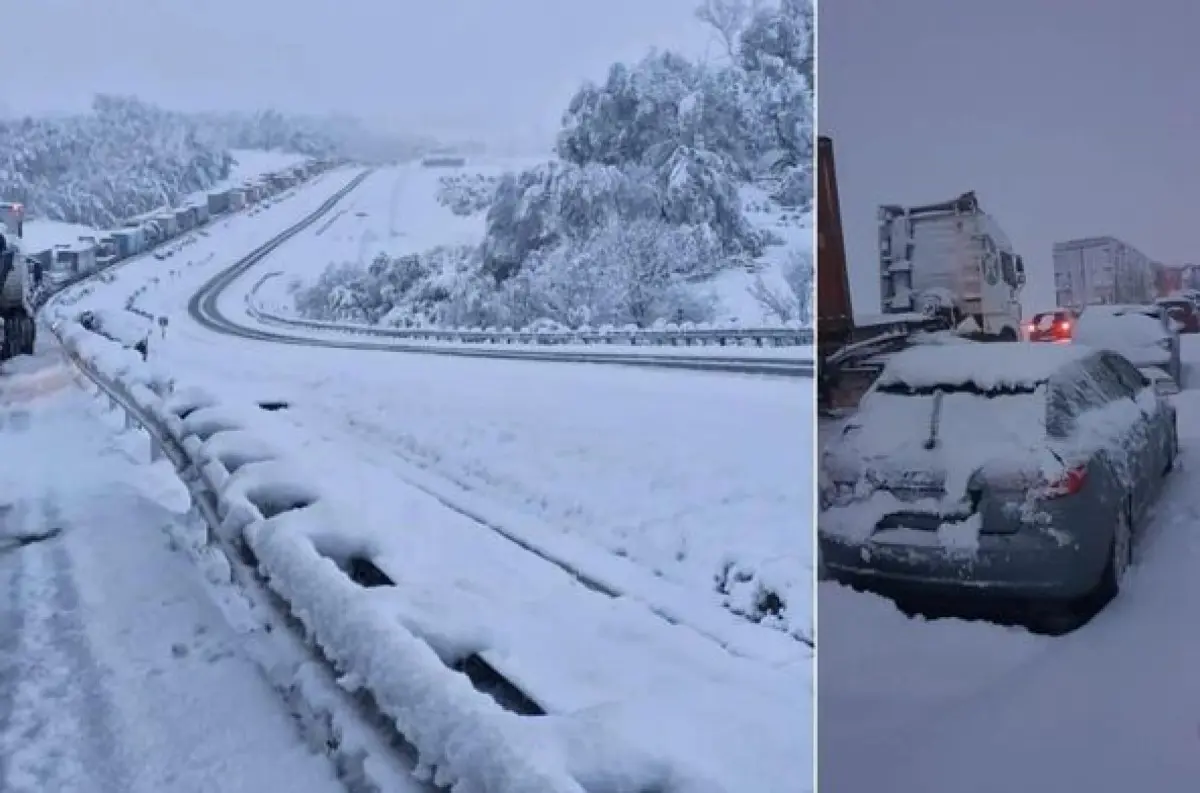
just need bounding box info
[0,502,28,788]
[0,498,127,793]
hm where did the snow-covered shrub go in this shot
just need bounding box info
[435,173,499,216]
[294,246,477,326]
[749,246,813,324]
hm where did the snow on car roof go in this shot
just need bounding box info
[1074,309,1167,348]
[1083,303,1161,317]
[875,342,1091,391]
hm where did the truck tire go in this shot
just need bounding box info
[0,325,15,362]
[20,316,35,355]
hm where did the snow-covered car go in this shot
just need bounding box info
[1072,304,1182,386]
[818,342,1177,633]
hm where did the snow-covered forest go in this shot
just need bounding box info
[0,95,233,228]
[192,110,444,164]
[0,96,435,229]
[296,0,814,331]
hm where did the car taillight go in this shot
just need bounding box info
[1057,320,1071,332]
[1042,465,1087,498]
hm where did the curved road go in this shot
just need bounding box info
[186,170,813,378]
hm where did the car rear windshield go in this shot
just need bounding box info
[859,383,1047,453]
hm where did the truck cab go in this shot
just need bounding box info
[0,202,36,358]
[878,192,1026,340]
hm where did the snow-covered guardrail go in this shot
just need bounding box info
[249,302,814,349]
[51,319,589,793]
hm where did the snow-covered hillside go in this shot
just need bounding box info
[291,0,813,331]
[0,95,387,232]
[0,95,231,228]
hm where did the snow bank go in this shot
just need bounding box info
[51,319,812,793]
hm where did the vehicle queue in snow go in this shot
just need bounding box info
[24,158,333,291]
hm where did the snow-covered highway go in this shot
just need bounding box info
[39,164,813,792]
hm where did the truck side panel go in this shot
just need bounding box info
[1053,237,1154,308]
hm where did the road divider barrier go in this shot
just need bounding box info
[247,304,813,349]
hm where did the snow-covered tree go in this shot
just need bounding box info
[694,0,765,59]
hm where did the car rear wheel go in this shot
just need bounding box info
[1029,501,1131,636]
[1103,502,1133,597]
[1167,417,1179,473]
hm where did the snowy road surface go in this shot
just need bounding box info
[0,349,351,793]
[819,336,1200,792]
[56,166,812,643]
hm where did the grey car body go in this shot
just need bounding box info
[819,342,1177,624]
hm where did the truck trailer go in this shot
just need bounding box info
[1053,236,1154,309]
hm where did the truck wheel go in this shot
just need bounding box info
[21,318,35,355]
[0,327,14,362]
[997,326,1018,342]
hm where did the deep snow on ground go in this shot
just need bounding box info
[57,167,813,643]
[0,346,344,793]
[19,149,309,255]
[818,334,1200,792]
[255,164,810,326]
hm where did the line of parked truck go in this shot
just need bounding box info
[0,157,337,361]
[26,159,333,290]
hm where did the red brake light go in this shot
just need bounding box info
[1042,465,1086,498]
[1058,320,1071,331]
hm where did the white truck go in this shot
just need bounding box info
[1053,236,1154,309]
[878,191,1026,340]
[0,202,39,360]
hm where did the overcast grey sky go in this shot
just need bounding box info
[820,0,1200,312]
[5,0,714,150]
